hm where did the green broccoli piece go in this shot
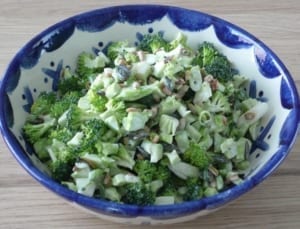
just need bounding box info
[116,81,164,101]
[99,99,126,131]
[87,89,108,112]
[122,110,152,132]
[106,40,135,61]
[168,32,189,51]
[140,140,164,163]
[182,178,203,201]
[133,159,171,183]
[58,104,101,130]
[205,55,233,82]
[121,182,155,206]
[81,119,108,141]
[50,91,82,118]
[193,42,218,67]
[112,145,135,170]
[33,138,52,161]
[77,119,108,153]
[23,115,56,144]
[133,160,157,183]
[76,51,109,80]
[159,114,179,136]
[30,92,56,115]
[45,138,79,182]
[138,34,169,53]
[183,143,212,170]
[48,127,74,143]
[156,162,172,182]
[51,152,77,181]
[208,91,231,113]
[159,96,181,115]
[158,173,184,198]
[158,181,177,197]
[58,65,86,95]
[193,42,234,82]
[58,75,85,95]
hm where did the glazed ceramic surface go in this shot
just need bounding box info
[0,5,299,224]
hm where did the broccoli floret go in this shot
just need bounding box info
[50,91,82,118]
[193,42,234,82]
[112,145,135,170]
[81,119,108,141]
[121,182,155,206]
[106,41,135,61]
[23,115,56,143]
[76,51,109,80]
[30,92,56,115]
[208,91,231,113]
[99,99,126,131]
[58,104,101,130]
[158,181,177,197]
[183,143,212,170]
[51,152,77,181]
[133,160,157,183]
[182,178,203,201]
[87,89,108,112]
[133,159,171,183]
[58,75,85,95]
[168,32,188,51]
[58,65,86,95]
[48,127,74,143]
[33,138,52,161]
[205,55,233,82]
[158,173,184,197]
[156,162,172,182]
[77,119,108,153]
[193,42,218,67]
[138,34,169,53]
[46,139,79,182]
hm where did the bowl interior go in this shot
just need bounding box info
[0,5,299,221]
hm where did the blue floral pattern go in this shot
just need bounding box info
[41,60,63,91]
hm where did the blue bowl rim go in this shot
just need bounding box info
[0,4,300,218]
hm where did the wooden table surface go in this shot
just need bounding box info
[1,1,300,228]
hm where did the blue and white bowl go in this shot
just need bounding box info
[0,5,299,225]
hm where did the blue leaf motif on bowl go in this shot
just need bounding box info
[4,62,21,93]
[280,109,298,146]
[167,8,211,31]
[44,22,75,52]
[22,86,34,113]
[2,93,14,128]
[255,46,280,78]
[250,116,276,154]
[120,6,167,25]
[42,60,63,91]
[280,78,294,109]
[213,22,252,49]
[19,41,44,69]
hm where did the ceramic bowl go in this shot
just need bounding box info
[0,5,299,225]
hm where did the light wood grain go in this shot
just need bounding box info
[1,1,300,228]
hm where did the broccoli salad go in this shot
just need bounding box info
[23,33,268,206]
